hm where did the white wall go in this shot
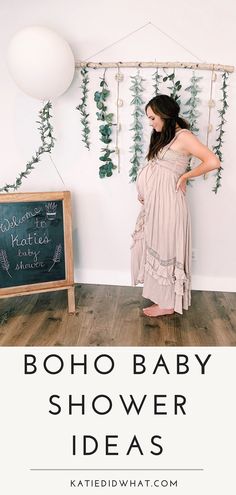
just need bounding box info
[1,0,236,291]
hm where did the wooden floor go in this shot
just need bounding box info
[0,284,235,346]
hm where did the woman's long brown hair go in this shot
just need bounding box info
[146,95,189,160]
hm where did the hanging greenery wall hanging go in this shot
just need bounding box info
[129,70,145,182]
[77,60,234,191]
[183,71,202,133]
[94,70,116,178]
[152,68,162,95]
[183,71,202,173]
[76,67,90,150]
[212,71,229,194]
[0,101,55,193]
[163,69,182,104]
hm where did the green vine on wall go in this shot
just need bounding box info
[152,69,162,95]
[76,67,90,150]
[129,70,145,182]
[212,71,229,194]
[94,70,116,178]
[183,71,202,173]
[0,101,55,193]
[163,69,182,104]
[183,72,202,133]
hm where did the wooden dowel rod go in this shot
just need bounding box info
[76,61,234,73]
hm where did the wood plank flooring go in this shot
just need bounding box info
[0,284,235,346]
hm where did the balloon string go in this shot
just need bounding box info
[49,154,66,186]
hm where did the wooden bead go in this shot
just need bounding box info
[115,73,124,82]
[117,99,123,107]
[208,100,215,108]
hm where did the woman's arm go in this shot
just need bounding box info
[176,132,220,191]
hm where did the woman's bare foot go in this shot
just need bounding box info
[143,304,174,317]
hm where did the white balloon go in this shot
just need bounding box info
[7,26,75,100]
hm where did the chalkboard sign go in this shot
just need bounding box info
[0,191,75,313]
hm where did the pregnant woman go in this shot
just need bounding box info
[131,94,220,317]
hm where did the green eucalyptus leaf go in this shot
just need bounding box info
[105,113,113,123]
[94,91,101,102]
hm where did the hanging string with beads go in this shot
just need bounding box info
[204,70,217,180]
[115,67,124,173]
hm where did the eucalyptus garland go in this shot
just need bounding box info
[152,68,162,95]
[94,70,116,178]
[129,71,145,182]
[0,101,55,193]
[183,72,202,133]
[76,67,90,150]
[163,69,182,104]
[183,71,202,173]
[212,71,229,194]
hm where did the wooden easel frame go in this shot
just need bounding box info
[0,191,75,313]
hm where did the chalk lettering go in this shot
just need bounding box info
[17,248,41,262]
[0,208,41,233]
[15,261,45,270]
[11,232,51,247]
[35,218,47,229]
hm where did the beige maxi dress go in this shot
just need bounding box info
[131,129,192,315]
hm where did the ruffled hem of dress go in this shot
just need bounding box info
[142,269,191,315]
[145,249,191,298]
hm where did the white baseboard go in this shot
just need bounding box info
[75,270,236,293]
[75,269,132,286]
[191,275,236,292]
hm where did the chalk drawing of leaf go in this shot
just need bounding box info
[0,249,12,278]
[48,244,62,272]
